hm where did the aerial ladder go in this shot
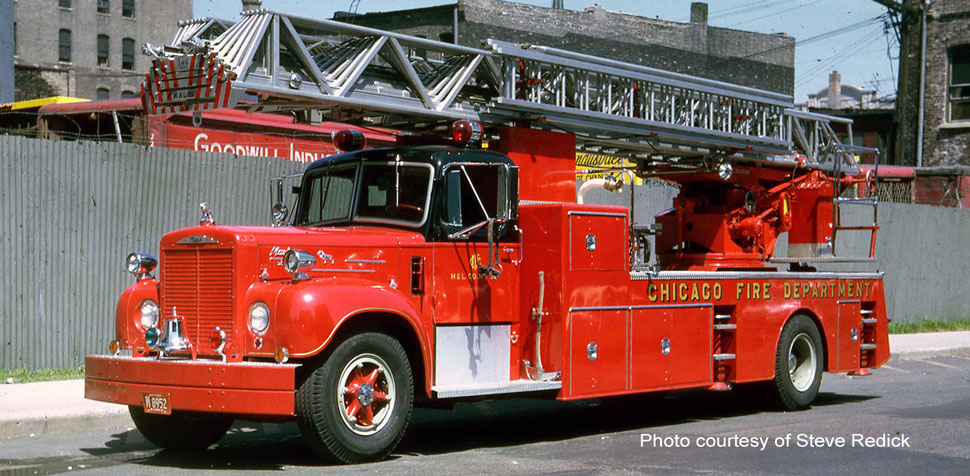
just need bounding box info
[142,9,880,268]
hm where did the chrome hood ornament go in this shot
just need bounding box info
[200,202,215,226]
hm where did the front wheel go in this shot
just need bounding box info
[128,406,233,451]
[770,315,824,410]
[295,332,414,463]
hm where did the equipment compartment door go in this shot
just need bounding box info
[631,305,713,389]
[666,306,713,386]
[836,300,862,371]
[569,212,627,271]
[569,309,627,397]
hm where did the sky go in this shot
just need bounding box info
[192,0,899,103]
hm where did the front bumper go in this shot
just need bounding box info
[85,355,299,416]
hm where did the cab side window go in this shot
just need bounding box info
[438,164,510,241]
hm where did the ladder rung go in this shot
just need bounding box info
[713,353,736,361]
[861,309,874,316]
[860,344,877,350]
[714,324,737,330]
[862,318,877,325]
[714,314,732,320]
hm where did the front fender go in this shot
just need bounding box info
[273,279,429,361]
[116,278,159,352]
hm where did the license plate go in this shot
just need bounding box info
[142,393,171,415]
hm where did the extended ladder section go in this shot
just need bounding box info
[143,9,858,172]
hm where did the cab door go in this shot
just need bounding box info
[430,162,519,325]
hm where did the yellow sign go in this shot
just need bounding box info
[575,153,644,185]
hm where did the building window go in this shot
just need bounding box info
[59,0,71,8]
[121,90,137,98]
[97,0,109,14]
[122,38,134,70]
[97,88,110,100]
[58,29,71,63]
[122,0,134,17]
[97,35,110,67]
[950,47,970,122]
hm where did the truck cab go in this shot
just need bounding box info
[87,143,533,463]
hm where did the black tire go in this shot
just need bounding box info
[128,406,233,451]
[770,315,824,410]
[295,332,414,463]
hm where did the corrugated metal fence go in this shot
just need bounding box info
[0,136,305,370]
[2,134,969,370]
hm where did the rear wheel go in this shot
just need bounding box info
[770,315,824,410]
[296,332,413,463]
[128,406,233,451]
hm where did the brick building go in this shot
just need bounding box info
[336,0,796,96]
[803,70,895,164]
[921,0,970,166]
[12,0,191,101]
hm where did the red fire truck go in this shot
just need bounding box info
[85,11,890,463]
[35,98,393,160]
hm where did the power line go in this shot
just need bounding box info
[738,13,889,61]
[795,24,888,88]
[728,2,818,28]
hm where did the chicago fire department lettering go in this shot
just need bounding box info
[648,280,873,303]
[648,282,722,303]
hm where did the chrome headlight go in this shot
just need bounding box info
[126,252,158,278]
[139,300,159,329]
[283,250,315,275]
[249,302,270,335]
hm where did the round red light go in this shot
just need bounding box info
[209,327,226,351]
[451,120,482,146]
[334,129,366,152]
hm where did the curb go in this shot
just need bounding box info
[890,346,970,360]
[1,411,132,440]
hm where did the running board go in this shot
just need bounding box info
[433,379,562,399]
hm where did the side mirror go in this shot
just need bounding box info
[270,173,303,226]
[496,166,518,221]
[272,202,289,226]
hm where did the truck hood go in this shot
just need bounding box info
[161,224,426,249]
[161,224,425,281]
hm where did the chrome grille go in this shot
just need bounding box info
[160,249,234,354]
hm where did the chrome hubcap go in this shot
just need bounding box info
[337,354,395,436]
[788,333,817,392]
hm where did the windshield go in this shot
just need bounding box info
[296,160,434,227]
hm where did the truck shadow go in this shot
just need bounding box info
[76,389,874,470]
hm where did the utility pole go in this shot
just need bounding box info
[873,0,925,166]
[0,0,13,103]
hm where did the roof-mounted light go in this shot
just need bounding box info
[451,120,483,147]
[334,129,366,153]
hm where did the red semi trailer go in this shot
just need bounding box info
[85,11,890,463]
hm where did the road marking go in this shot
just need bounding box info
[879,364,908,373]
[916,359,962,370]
